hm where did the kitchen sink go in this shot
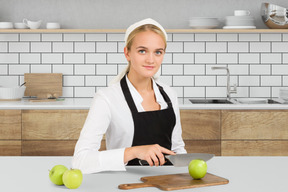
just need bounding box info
[189,99,233,104]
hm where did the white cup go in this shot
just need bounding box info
[234,10,250,16]
[23,19,42,29]
[46,22,61,29]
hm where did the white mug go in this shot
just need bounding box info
[46,22,61,29]
[23,19,42,29]
[234,10,250,16]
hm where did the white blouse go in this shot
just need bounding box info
[72,76,187,174]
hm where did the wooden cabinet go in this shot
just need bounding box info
[0,110,21,155]
[221,110,288,156]
[180,110,221,155]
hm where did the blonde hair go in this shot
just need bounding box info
[109,24,167,85]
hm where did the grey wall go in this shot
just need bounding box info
[0,0,287,29]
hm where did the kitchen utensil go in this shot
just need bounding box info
[19,82,26,87]
[166,153,214,167]
[261,3,288,29]
[23,19,42,29]
[0,22,13,29]
[24,73,62,98]
[46,22,60,29]
[189,17,219,29]
[0,86,26,100]
[118,172,229,191]
[234,10,250,16]
[14,22,28,29]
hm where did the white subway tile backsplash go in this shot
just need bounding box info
[184,87,205,97]
[166,42,183,53]
[63,53,85,64]
[250,65,270,75]
[0,65,7,74]
[184,42,205,52]
[20,34,40,41]
[0,76,18,87]
[85,34,106,41]
[239,53,260,63]
[173,34,194,41]
[118,42,125,53]
[107,53,127,63]
[283,34,288,41]
[162,65,183,75]
[272,42,288,52]
[64,34,84,41]
[283,76,288,86]
[239,34,259,41]
[206,65,227,75]
[173,53,194,63]
[184,65,205,75]
[216,76,238,86]
[96,42,117,52]
[9,42,29,52]
[228,42,249,52]
[173,76,194,86]
[158,75,173,86]
[229,65,249,75]
[167,34,173,42]
[234,87,249,98]
[272,87,281,98]
[86,76,107,86]
[75,42,96,52]
[9,64,29,75]
[261,34,282,41]
[0,53,18,63]
[206,87,227,97]
[52,65,73,75]
[283,54,288,64]
[75,65,95,75]
[217,54,238,64]
[42,53,62,64]
[20,53,40,63]
[63,76,84,86]
[261,53,281,64]
[53,42,73,52]
[96,65,118,75]
[31,65,52,73]
[107,34,125,42]
[217,34,237,41]
[206,42,227,52]
[62,87,74,97]
[31,42,51,52]
[239,76,259,86]
[163,53,173,63]
[0,34,18,41]
[272,65,288,75]
[86,53,106,63]
[172,87,183,98]
[0,42,7,52]
[42,34,62,41]
[75,87,96,97]
[261,76,281,86]
[195,76,216,86]
[195,53,216,63]
[250,87,270,97]
[195,34,216,41]
[250,42,270,52]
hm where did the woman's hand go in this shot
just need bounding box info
[124,144,175,166]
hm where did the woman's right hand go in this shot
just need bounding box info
[124,144,175,166]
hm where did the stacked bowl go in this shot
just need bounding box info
[223,10,256,29]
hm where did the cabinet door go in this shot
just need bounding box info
[180,110,221,155]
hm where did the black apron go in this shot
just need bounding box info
[120,76,176,166]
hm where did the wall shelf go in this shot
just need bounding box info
[0,29,288,33]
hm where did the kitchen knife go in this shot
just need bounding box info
[138,153,214,167]
[166,153,214,167]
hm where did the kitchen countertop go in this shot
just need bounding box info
[0,156,287,192]
[0,98,288,110]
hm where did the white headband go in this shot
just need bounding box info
[124,18,168,45]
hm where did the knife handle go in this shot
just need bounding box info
[118,183,155,190]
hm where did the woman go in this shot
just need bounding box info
[72,18,186,174]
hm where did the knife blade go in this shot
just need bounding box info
[166,153,214,167]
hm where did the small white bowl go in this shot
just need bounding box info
[0,22,13,29]
[14,22,28,29]
[0,86,26,99]
[189,17,219,29]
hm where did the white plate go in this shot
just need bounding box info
[223,26,256,29]
[237,98,268,104]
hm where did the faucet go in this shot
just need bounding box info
[211,66,237,100]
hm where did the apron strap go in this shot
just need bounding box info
[120,76,138,113]
[156,84,173,108]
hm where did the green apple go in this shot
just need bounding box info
[188,159,207,179]
[49,165,68,185]
[63,169,83,189]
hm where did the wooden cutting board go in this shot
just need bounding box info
[24,73,62,98]
[118,173,229,191]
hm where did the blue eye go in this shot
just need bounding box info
[156,51,162,55]
[139,50,146,54]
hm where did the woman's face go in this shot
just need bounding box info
[124,30,165,79]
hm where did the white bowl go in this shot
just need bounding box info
[225,16,255,26]
[189,17,219,29]
[0,86,26,99]
[0,22,13,29]
[14,22,28,29]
